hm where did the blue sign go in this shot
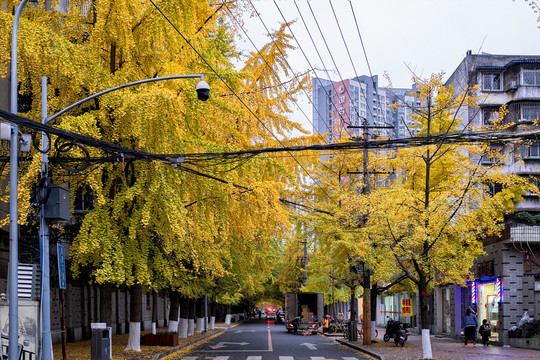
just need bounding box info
[57,243,66,290]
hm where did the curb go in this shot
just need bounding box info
[335,338,386,360]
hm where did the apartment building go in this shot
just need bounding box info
[435,51,540,345]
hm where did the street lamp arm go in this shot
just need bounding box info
[46,74,205,124]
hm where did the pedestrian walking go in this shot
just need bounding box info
[479,319,492,346]
[462,308,478,346]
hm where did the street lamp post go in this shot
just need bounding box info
[9,2,30,360]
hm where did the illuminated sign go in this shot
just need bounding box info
[496,278,503,303]
[471,281,478,304]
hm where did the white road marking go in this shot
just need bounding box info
[300,342,318,350]
[209,342,249,349]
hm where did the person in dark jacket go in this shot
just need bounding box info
[479,319,492,346]
[463,308,478,346]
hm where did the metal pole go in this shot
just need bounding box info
[303,240,308,285]
[45,74,204,124]
[41,76,53,360]
[9,2,29,359]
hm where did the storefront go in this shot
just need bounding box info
[380,293,416,328]
[470,276,503,342]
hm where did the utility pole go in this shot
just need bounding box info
[303,239,308,285]
[348,120,393,344]
[361,119,371,345]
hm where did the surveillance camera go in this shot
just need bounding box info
[196,80,210,101]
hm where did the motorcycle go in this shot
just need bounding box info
[274,313,284,325]
[383,320,409,347]
[394,325,408,347]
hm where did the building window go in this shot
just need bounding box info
[524,140,540,159]
[482,73,502,91]
[521,69,540,86]
[74,187,94,213]
[522,104,540,122]
[482,108,499,126]
[481,145,503,164]
[485,182,503,196]
[525,176,540,196]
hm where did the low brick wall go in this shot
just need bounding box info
[509,338,540,350]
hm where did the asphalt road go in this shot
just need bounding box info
[181,318,371,360]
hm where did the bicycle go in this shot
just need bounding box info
[328,319,346,333]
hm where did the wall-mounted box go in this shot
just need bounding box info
[44,186,70,220]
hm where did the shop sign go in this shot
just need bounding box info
[401,298,413,316]
[535,281,540,292]
[477,260,494,278]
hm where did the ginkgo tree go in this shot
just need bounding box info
[0,0,311,352]
[334,74,536,359]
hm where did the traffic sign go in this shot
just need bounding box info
[57,243,66,289]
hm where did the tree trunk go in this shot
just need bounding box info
[168,292,180,333]
[152,291,158,334]
[188,298,196,336]
[125,284,142,351]
[419,278,433,359]
[179,296,189,338]
[371,283,378,340]
[209,298,216,330]
[196,298,205,333]
[100,283,112,327]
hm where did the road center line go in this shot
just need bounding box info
[268,321,273,351]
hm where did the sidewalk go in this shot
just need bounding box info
[336,332,540,360]
[51,323,233,360]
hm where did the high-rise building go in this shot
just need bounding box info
[313,75,418,141]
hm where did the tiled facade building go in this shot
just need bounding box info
[436,51,540,345]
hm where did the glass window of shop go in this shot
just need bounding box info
[474,281,500,341]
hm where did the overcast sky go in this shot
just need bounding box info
[239,0,540,131]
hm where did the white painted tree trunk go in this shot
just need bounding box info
[225,314,232,324]
[168,320,179,333]
[196,317,205,333]
[152,322,156,335]
[179,318,188,338]
[124,322,141,351]
[209,316,216,330]
[422,328,433,359]
[371,321,377,339]
[188,318,195,336]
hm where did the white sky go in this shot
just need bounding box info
[239,0,540,132]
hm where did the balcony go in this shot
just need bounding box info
[508,225,540,243]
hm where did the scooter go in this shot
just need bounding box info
[394,324,409,347]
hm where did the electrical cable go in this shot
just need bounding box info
[269,0,354,139]
[148,0,324,190]
[224,3,330,144]
[296,0,358,137]
[348,0,391,129]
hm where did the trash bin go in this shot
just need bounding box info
[91,328,111,360]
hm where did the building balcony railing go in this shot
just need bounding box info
[508,225,540,243]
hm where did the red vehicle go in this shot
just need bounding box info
[265,306,277,320]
